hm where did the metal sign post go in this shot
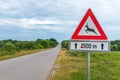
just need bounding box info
[87,51,90,80]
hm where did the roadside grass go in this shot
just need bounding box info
[49,49,120,80]
[0,49,48,61]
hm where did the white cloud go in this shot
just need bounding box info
[1,0,120,23]
[0,18,60,25]
[20,18,61,25]
[102,24,120,40]
[105,25,120,31]
[0,18,68,32]
[0,0,21,15]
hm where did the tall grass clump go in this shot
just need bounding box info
[68,51,87,57]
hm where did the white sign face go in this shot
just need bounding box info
[70,40,110,52]
[78,16,101,36]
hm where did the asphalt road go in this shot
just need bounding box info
[0,44,61,80]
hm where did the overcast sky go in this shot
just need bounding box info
[0,0,120,41]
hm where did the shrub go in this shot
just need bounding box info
[3,42,16,51]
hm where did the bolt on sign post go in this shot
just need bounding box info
[69,8,110,80]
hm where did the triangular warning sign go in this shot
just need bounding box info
[71,9,108,40]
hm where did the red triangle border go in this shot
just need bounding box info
[71,9,108,40]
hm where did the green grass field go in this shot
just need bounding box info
[49,49,120,80]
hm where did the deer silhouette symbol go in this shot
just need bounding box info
[85,23,97,35]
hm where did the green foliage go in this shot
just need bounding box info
[35,44,43,49]
[0,38,58,56]
[111,40,120,51]
[0,42,16,56]
[40,40,49,48]
[68,51,87,57]
[0,49,16,56]
[3,42,16,51]
[49,38,57,42]
[49,38,58,47]
[62,40,69,50]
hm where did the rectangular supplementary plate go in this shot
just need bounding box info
[69,40,110,52]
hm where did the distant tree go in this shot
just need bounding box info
[40,40,49,48]
[19,41,35,50]
[111,45,118,51]
[111,40,120,51]
[3,42,16,51]
[35,44,43,49]
[49,38,58,47]
[117,43,120,51]
[15,42,22,50]
[36,39,42,43]
[62,40,69,50]
[27,41,36,49]
[0,41,4,48]
[49,38,57,42]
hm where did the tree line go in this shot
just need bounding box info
[0,38,58,56]
[62,40,120,51]
[111,40,120,51]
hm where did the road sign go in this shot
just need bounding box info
[70,8,110,52]
[70,40,110,52]
[71,9,107,40]
[70,9,110,80]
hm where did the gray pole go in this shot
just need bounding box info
[87,51,90,80]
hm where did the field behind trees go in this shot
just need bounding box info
[0,38,58,60]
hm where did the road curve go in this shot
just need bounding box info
[0,44,61,80]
